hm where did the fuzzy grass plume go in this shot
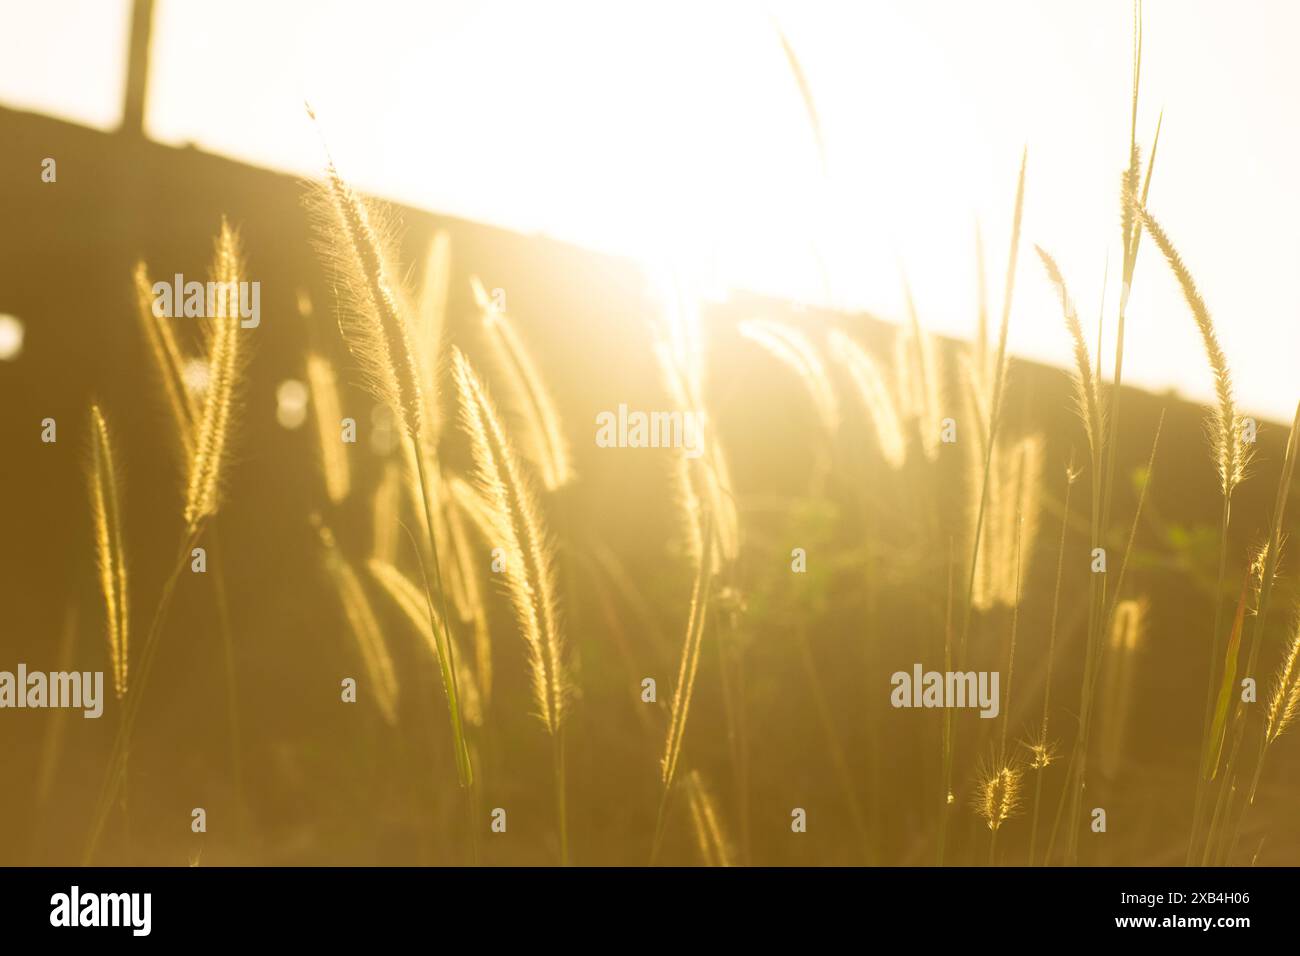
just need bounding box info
[305,136,424,441]
[183,219,245,531]
[84,219,248,864]
[1243,618,1300,812]
[976,764,1023,832]
[472,276,573,491]
[317,523,399,725]
[990,435,1043,608]
[306,353,351,505]
[305,118,474,793]
[88,404,129,699]
[828,328,906,469]
[1264,620,1300,750]
[1036,247,1104,465]
[132,262,196,456]
[1130,201,1247,498]
[737,319,839,435]
[453,348,567,734]
[1099,598,1147,778]
[968,433,1043,611]
[1133,190,1253,866]
[454,346,568,862]
[1266,622,1300,747]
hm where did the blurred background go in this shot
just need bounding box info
[1,0,1298,866]
[5,0,1299,419]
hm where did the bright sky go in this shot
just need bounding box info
[3,0,1298,421]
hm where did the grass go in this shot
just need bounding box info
[453,347,570,862]
[22,1,1300,870]
[83,219,248,863]
[88,404,129,700]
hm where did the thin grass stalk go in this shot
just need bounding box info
[652,509,715,864]
[443,491,493,707]
[660,510,716,792]
[769,14,832,298]
[87,405,131,856]
[88,221,245,863]
[453,350,568,862]
[1043,743,1075,866]
[84,531,199,863]
[1046,416,1162,866]
[795,625,871,859]
[1067,413,1164,864]
[713,603,752,866]
[1032,244,1106,864]
[1096,412,1165,657]
[1101,0,1158,544]
[1087,5,1160,862]
[899,281,944,463]
[999,518,1024,760]
[553,728,569,866]
[939,538,956,861]
[1131,196,1247,864]
[306,139,476,816]
[368,556,482,726]
[943,149,1026,865]
[1189,493,1234,850]
[411,439,474,789]
[1207,401,1300,861]
[207,525,247,848]
[685,770,733,866]
[191,229,248,845]
[1101,116,1160,541]
[1029,463,1075,865]
[404,522,481,866]
[137,261,249,841]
